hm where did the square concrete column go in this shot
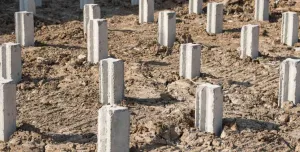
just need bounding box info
[0,43,22,83]
[34,0,42,7]
[0,80,17,142]
[19,0,36,14]
[278,58,300,108]
[80,0,94,9]
[15,11,34,47]
[98,105,130,152]
[189,0,202,14]
[131,0,139,5]
[195,84,223,136]
[139,0,154,24]
[281,12,299,46]
[179,43,201,79]
[254,0,269,21]
[206,3,223,34]
[87,19,108,63]
[240,24,259,59]
[100,58,124,105]
[84,4,101,35]
[158,11,176,47]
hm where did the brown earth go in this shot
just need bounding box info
[1,0,300,151]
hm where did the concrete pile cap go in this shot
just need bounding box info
[195,83,223,136]
[0,42,22,75]
[197,83,220,89]
[180,43,201,79]
[101,58,122,63]
[207,2,224,9]
[0,79,14,84]
[3,42,19,46]
[278,58,300,108]
[189,0,203,14]
[84,4,101,13]
[161,10,176,15]
[183,43,201,47]
[206,2,223,34]
[16,11,32,14]
[0,78,16,142]
[245,24,259,27]
[83,4,101,34]
[104,104,128,111]
[98,104,129,152]
[284,58,300,63]
[99,57,124,105]
[283,11,297,15]
[139,0,154,23]
[85,4,99,7]
[281,11,299,46]
[87,17,108,63]
[84,4,101,14]
[210,2,223,5]
[93,19,107,23]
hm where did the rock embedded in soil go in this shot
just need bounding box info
[278,114,289,123]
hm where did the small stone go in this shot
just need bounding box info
[77,54,86,61]
[190,128,197,132]
[40,98,50,105]
[282,101,294,110]
[272,38,280,45]
[0,143,7,151]
[263,104,272,109]
[36,57,54,65]
[174,127,182,136]
[294,42,300,47]
[289,130,300,140]
[177,96,185,101]
[295,144,300,151]
[294,47,300,52]
[270,130,277,134]
[9,138,21,145]
[278,114,289,123]
[188,133,197,141]
[156,78,167,85]
[230,123,238,131]
[36,57,46,63]
[220,130,227,138]
[67,143,75,148]
[212,139,221,146]
[227,94,241,104]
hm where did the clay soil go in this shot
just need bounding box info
[1,0,300,151]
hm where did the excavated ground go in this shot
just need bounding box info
[1,0,300,151]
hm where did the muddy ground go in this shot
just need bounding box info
[1,0,300,151]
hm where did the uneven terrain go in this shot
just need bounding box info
[1,0,300,151]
